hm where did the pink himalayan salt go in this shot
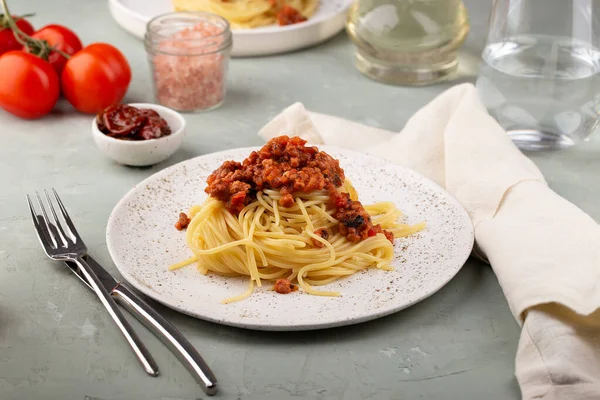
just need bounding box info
[151,21,229,111]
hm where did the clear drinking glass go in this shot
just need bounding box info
[476,0,600,150]
[346,0,470,85]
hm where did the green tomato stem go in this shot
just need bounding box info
[0,0,29,47]
[0,0,71,60]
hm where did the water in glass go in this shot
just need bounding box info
[476,0,600,150]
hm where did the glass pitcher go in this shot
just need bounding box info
[346,0,470,86]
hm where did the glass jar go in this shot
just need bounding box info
[346,0,470,86]
[144,12,232,112]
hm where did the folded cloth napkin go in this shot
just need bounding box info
[258,83,600,400]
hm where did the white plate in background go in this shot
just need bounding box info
[108,0,352,57]
[106,146,474,331]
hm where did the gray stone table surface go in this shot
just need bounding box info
[2,0,599,399]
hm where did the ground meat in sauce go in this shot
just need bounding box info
[174,212,190,231]
[276,5,307,26]
[274,278,297,294]
[331,191,393,243]
[97,104,171,141]
[205,136,394,244]
[205,136,344,212]
[311,228,329,248]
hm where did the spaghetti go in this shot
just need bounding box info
[170,136,425,303]
[171,0,318,29]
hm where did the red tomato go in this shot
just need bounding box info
[61,43,131,114]
[0,51,59,119]
[29,24,82,75]
[0,16,34,55]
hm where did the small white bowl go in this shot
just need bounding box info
[92,103,186,167]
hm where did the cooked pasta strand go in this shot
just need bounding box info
[170,184,425,303]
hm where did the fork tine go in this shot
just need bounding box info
[35,192,58,249]
[27,195,39,226]
[44,189,71,246]
[27,195,51,245]
[52,188,80,243]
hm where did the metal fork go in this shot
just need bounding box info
[27,189,159,376]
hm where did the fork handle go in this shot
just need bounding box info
[73,257,159,377]
[111,283,218,396]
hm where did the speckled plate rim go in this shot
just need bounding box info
[106,145,474,331]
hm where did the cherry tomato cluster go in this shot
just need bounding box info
[0,12,131,119]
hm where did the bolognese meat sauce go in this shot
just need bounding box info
[276,5,307,26]
[205,136,394,244]
[174,212,190,231]
[273,278,297,294]
[311,228,329,248]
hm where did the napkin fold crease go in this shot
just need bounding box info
[258,83,600,399]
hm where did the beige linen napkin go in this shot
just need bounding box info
[258,83,600,399]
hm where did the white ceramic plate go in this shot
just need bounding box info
[107,0,352,57]
[106,146,474,331]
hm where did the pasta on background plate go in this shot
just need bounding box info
[172,0,319,29]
